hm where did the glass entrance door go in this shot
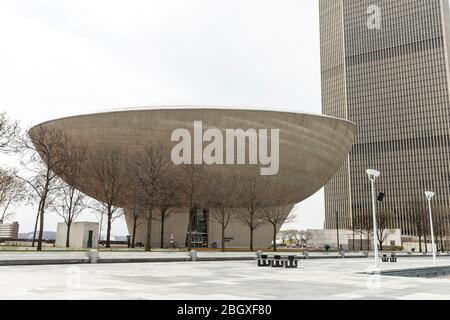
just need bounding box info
[87,230,93,248]
[186,208,208,248]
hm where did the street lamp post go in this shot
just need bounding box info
[366,169,380,267]
[425,191,436,265]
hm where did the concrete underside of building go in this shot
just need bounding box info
[30,107,355,248]
[128,206,295,249]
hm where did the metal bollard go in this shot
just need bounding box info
[89,249,99,264]
[340,251,345,258]
[190,250,198,261]
[256,250,263,259]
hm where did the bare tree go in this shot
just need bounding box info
[411,202,428,253]
[298,230,312,247]
[351,210,364,250]
[434,208,448,252]
[353,211,374,250]
[277,230,290,247]
[16,126,69,251]
[124,180,145,248]
[284,229,298,247]
[128,206,144,248]
[0,112,20,152]
[0,169,26,223]
[433,208,448,252]
[91,201,123,244]
[262,195,295,252]
[376,210,395,250]
[237,175,269,251]
[86,145,129,248]
[52,182,87,247]
[205,170,239,251]
[154,167,179,248]
[283,229,306,248]
[51,145,88,247]
[132,146,169,251]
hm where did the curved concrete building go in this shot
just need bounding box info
[30,107,356,249]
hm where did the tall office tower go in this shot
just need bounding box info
[320,0,450,236]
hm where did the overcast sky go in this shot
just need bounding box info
[0,0,323,236]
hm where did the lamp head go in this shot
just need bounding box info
[366,169,380,181]
[425,191,435,201]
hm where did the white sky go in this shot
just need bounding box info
[0,0,323,236]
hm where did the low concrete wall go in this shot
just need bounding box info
[0,252,89,265]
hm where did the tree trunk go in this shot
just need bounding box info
[66,222,71,248]
[272,224,277,252]
[145,208,152,252]
[37,207,45,251]
[132,217,137,247]
[106,208,112,249]
[424,232,428,253]
[36,188,49,252]
[187,208,193,251]
[352,230,355,251]
[31,206,40,248]
[98,213,104,245]
[160,211,165,249]
[418,234,422,253]
[221,224,225,252]
[249,226,254,252]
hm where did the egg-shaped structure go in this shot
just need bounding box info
[30,107,355,249]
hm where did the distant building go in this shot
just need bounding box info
[0,222,19,239]
[320,0,450,236]
[306,229,402,250]
[18,231,56,240]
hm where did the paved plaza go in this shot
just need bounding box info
[0,257,450,300]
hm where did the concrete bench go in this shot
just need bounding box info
[257,254,271,267]
[257,254,299,268]
[381,253,397,263]
[282,255,299,268]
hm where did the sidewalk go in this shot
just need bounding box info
[1,250,448,266]
[0,251,255,266]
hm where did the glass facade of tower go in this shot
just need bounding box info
[320,0,450,236]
